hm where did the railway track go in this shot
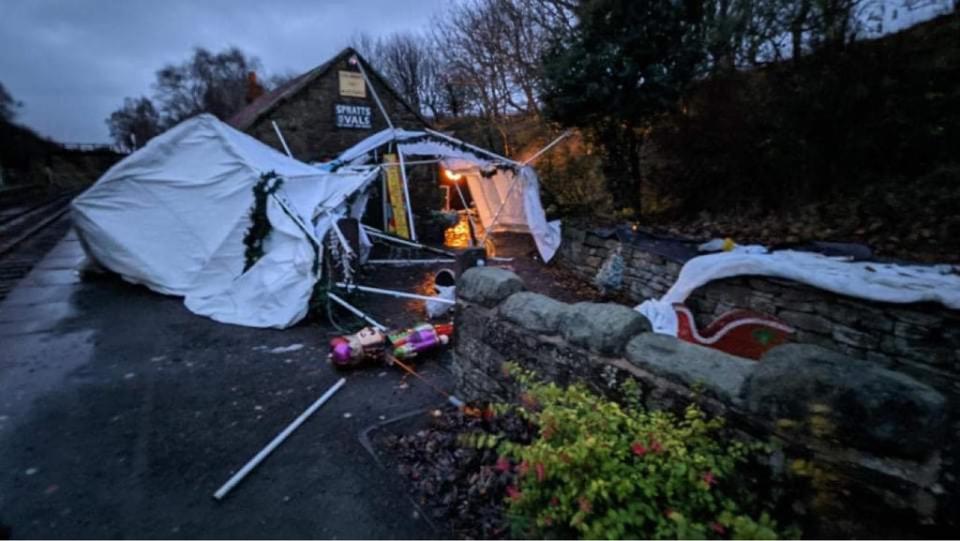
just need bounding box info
[0,189,80,301]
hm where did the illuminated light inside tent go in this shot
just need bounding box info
[444,212,472,249]
[443,169,463,181]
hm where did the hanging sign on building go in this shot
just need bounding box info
[338,70,366,97]
[334,103,372,129]
[383,153,411,239]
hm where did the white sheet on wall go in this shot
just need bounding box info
[636,250,960,335]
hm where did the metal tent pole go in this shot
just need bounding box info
[452,181,476,247]
[366,258,456,266]
[396,146,417,242]
[520,130,573,166]
[362,225,455,257]
[335,282,456,304]
[213,378,346,500]
[423,128,522,167]
[328,292,386,330]
[479,171,523,247]
[352,55,393,130]
[475,131,572,248]
[271,121,294,158]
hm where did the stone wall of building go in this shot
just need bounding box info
[452,267,957,537]
[557,226,960,402]
[246,55,425,163]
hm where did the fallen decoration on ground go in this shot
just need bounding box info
[328,322,454,368]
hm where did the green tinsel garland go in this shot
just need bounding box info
[242,171,284,272]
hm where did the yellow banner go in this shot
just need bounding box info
[383,154,410,239]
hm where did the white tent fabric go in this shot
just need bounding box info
[333,128,561,261]
[464,170,525,232]
[335,128,424,164]
[73,114,377,328]
[518,167,562,262]
[463,166,561,261]
[636,250,960,335]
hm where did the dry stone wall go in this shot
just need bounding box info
[452,267,957,538]
[558,226,960,408]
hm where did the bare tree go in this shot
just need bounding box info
[106,96,162,152]
[353,0,577,131]
[430,0,571,152]
[351,32,456,119]
[152,46,263,125]
[354,32,429,113]
[106,46,287,149]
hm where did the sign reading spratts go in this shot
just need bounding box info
[338,70,366,97]
[334,103,372,129]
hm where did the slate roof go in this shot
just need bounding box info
[228,47,430,131]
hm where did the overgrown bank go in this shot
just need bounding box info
[529,12,960,263]
[638,12,960,262]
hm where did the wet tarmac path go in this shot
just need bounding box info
[0,229,453,539]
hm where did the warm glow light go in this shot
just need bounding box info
[444,169,463,181]
[444,213,472,249]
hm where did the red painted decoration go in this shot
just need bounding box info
[674,304,794,360]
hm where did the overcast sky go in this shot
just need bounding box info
[2,1,952,145]
[0,0,448,144]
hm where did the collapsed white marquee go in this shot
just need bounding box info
[332,128,562,262]
[72,114,377,329]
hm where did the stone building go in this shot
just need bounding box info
[229,48,429,163]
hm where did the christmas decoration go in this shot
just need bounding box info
[242,171,283,271]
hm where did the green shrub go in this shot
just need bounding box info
[498,367,787,539]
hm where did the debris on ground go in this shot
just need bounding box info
[378,406,537,539]
[328,323,453,368]
[268,344,304,354]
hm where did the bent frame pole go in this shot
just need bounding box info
[396,146,418,242]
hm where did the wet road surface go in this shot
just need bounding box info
[0,230,453,539]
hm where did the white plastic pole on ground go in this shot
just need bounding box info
[396,147,418,242]
[335,282,456,305]
[271,121,294,158]
[213,378,346,501]
[328,292,386,330]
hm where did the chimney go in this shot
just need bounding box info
[246,71,265,104]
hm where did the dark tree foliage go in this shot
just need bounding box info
[153,47,262,125]
[0,81,21,121]
[541,0,706,210]
[647,12,960,214]
[106,47,265,149]
[105,96,161,152]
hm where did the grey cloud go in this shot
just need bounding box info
[0,0,446,142]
